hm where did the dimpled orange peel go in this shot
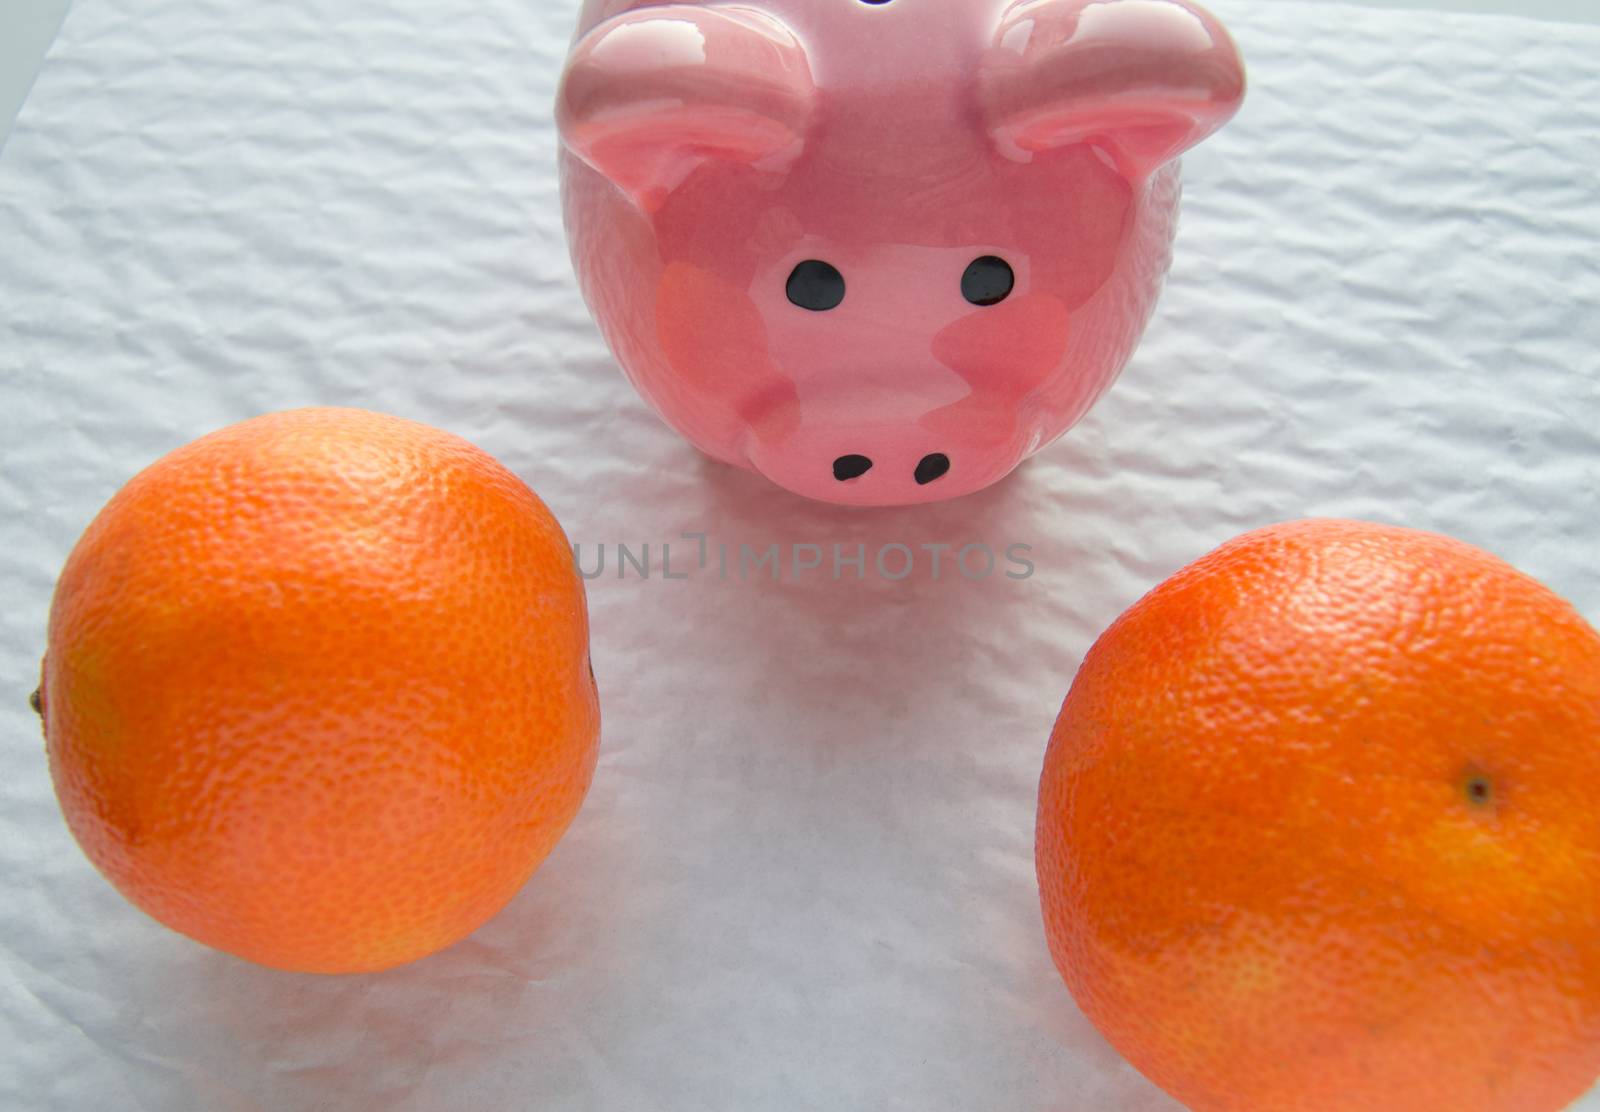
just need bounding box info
[1038,519,1600,1112]
[37,408,600,974]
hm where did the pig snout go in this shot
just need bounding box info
[747,427,996,506]
[831,450,953,490]
[831,452,951,487]
[743,391,1031,507]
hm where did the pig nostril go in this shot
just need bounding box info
[915,454,951,486]
[834,455,874,482]
[962,256,1015,306]
[787,260,846,312]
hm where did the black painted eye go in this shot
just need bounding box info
[786,260,846,312]
[961,256,1014,307]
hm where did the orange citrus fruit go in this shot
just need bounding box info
[37,408,599,974]
[1037,519,1600,1111]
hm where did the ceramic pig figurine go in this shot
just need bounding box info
[557,0,1244,506]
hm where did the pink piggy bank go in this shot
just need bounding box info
[557,0,1245,505]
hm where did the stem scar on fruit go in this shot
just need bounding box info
[29,688,42,716]
[1463,769,1495,808]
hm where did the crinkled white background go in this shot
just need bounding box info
[2,1,1598,1109]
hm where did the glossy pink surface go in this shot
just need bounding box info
[558,0,1244,505]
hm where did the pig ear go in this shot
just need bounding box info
[557,6,816,210]
[980,0,1244,176]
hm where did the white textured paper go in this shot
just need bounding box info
[2,1,1598,1109]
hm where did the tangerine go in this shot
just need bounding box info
[38,408,599,974]
[1038,519,1600,1111]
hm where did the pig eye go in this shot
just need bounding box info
[962,256,1014,307]
[786,260,846,312]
